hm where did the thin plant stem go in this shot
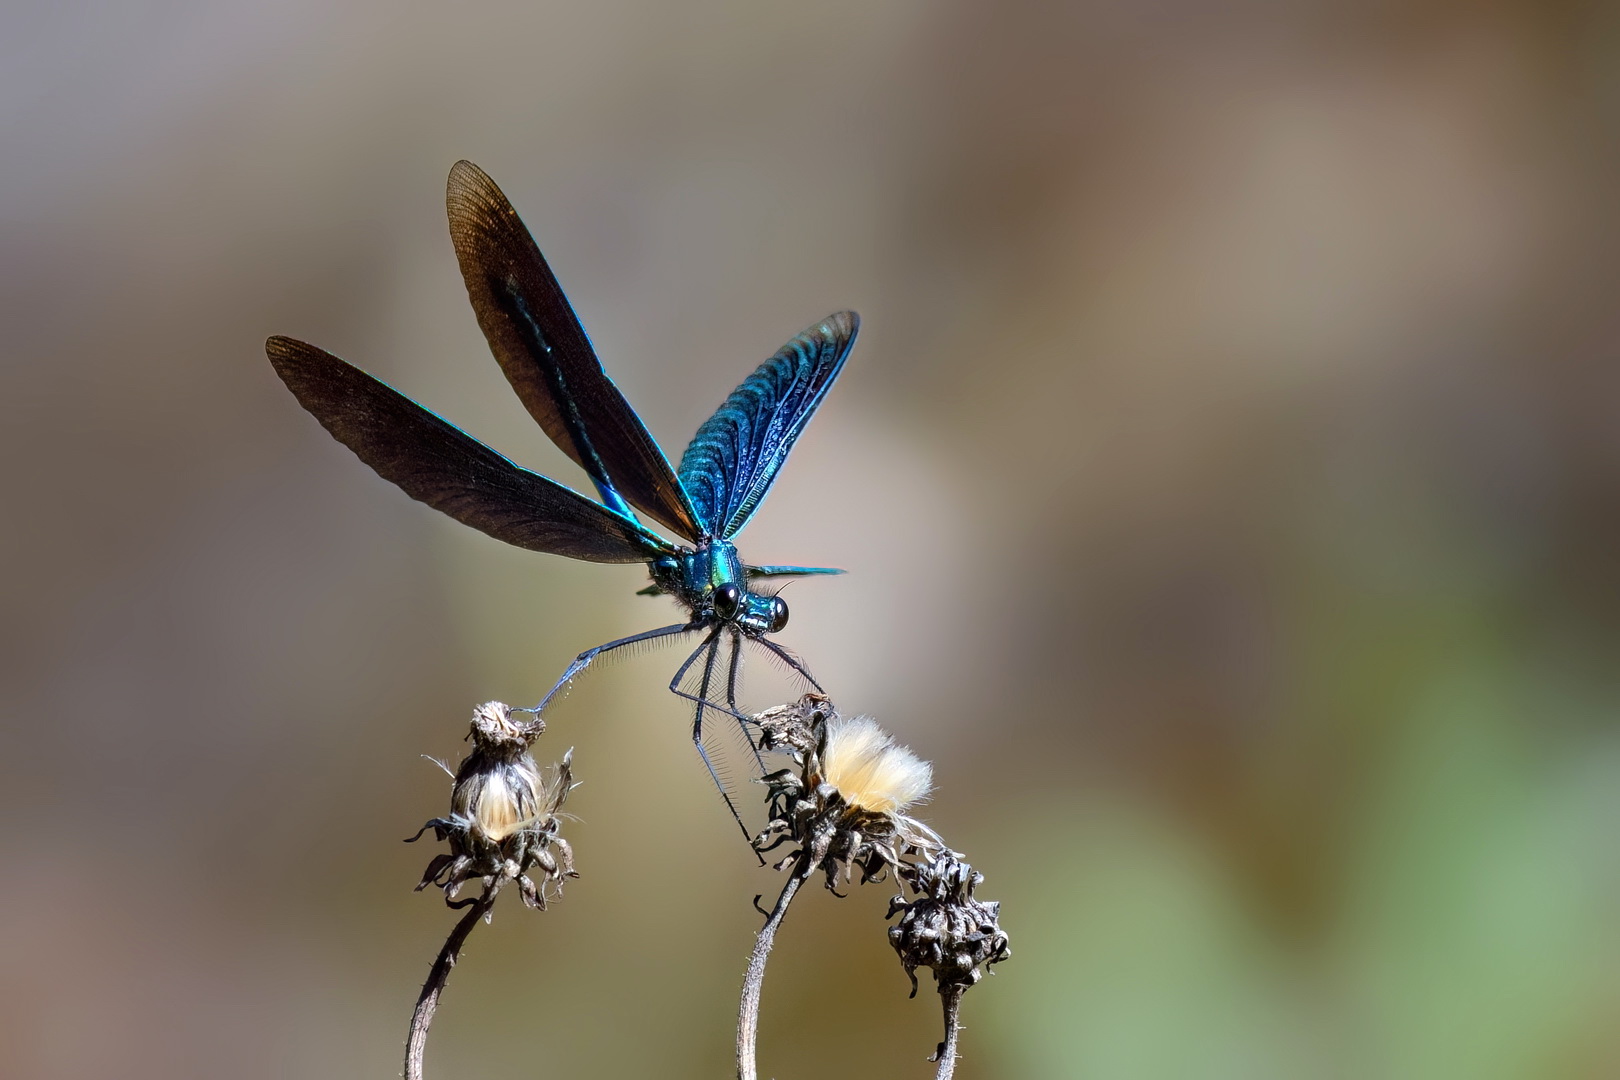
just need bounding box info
[932,983,966,1080]
[737,858,812,1080]
[405,889,497,1080]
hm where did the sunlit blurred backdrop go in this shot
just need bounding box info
[5,1,1620,1077]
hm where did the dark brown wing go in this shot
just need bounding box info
[446,160,704,541]
[267,335,673,563]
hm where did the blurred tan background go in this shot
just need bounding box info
[5,1,1620,1077]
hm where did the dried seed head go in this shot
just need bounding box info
[449,703,544,842]
[888,852,1010,997]
[408,702,578,910]
[753,694,941,892]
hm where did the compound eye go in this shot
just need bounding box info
[766,596,790,633]
[713,583,742,619]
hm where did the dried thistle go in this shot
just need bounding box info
[753,694,941,891]
[739,694,945,1080]
[888,852,1010,1078]
[404,701,579,1080]
[888,852,1010,996]
[408,701,578,909]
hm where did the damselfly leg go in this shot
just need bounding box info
[667,627,824,847]
[531,619,824,849]
[749,634,824,696]
[528,622,697,716]
[667,627,754,844]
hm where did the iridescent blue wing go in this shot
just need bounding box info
[678,312,858,539]
[267,336,674,563]
[446,161,705,542]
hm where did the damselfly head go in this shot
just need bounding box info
[710,581,791,633]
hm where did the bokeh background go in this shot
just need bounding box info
[6,1,1620,1077]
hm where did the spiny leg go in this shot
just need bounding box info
[666,621,722,701]
[751,634,824,694]
[691,628,726,799]
[669,626,753,725]
[529,621,696,716]
[725,624,744,707]
[672,630,794,776]
[667,627,756,847]
[667,624,728,760]
[725,626,767,776]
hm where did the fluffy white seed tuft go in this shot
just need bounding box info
[472,770,526,840]
[821,715,933,815]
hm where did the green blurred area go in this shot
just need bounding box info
[4,2,1620,1078]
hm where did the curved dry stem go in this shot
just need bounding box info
[737,859,811,1080]
[931,983,966,1080]
[405,890,497,1080]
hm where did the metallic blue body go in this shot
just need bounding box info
[645,541,796,633]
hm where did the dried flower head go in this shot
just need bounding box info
[408,701,578,910]
[753,694,940,891]
[887,852,1010,998]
